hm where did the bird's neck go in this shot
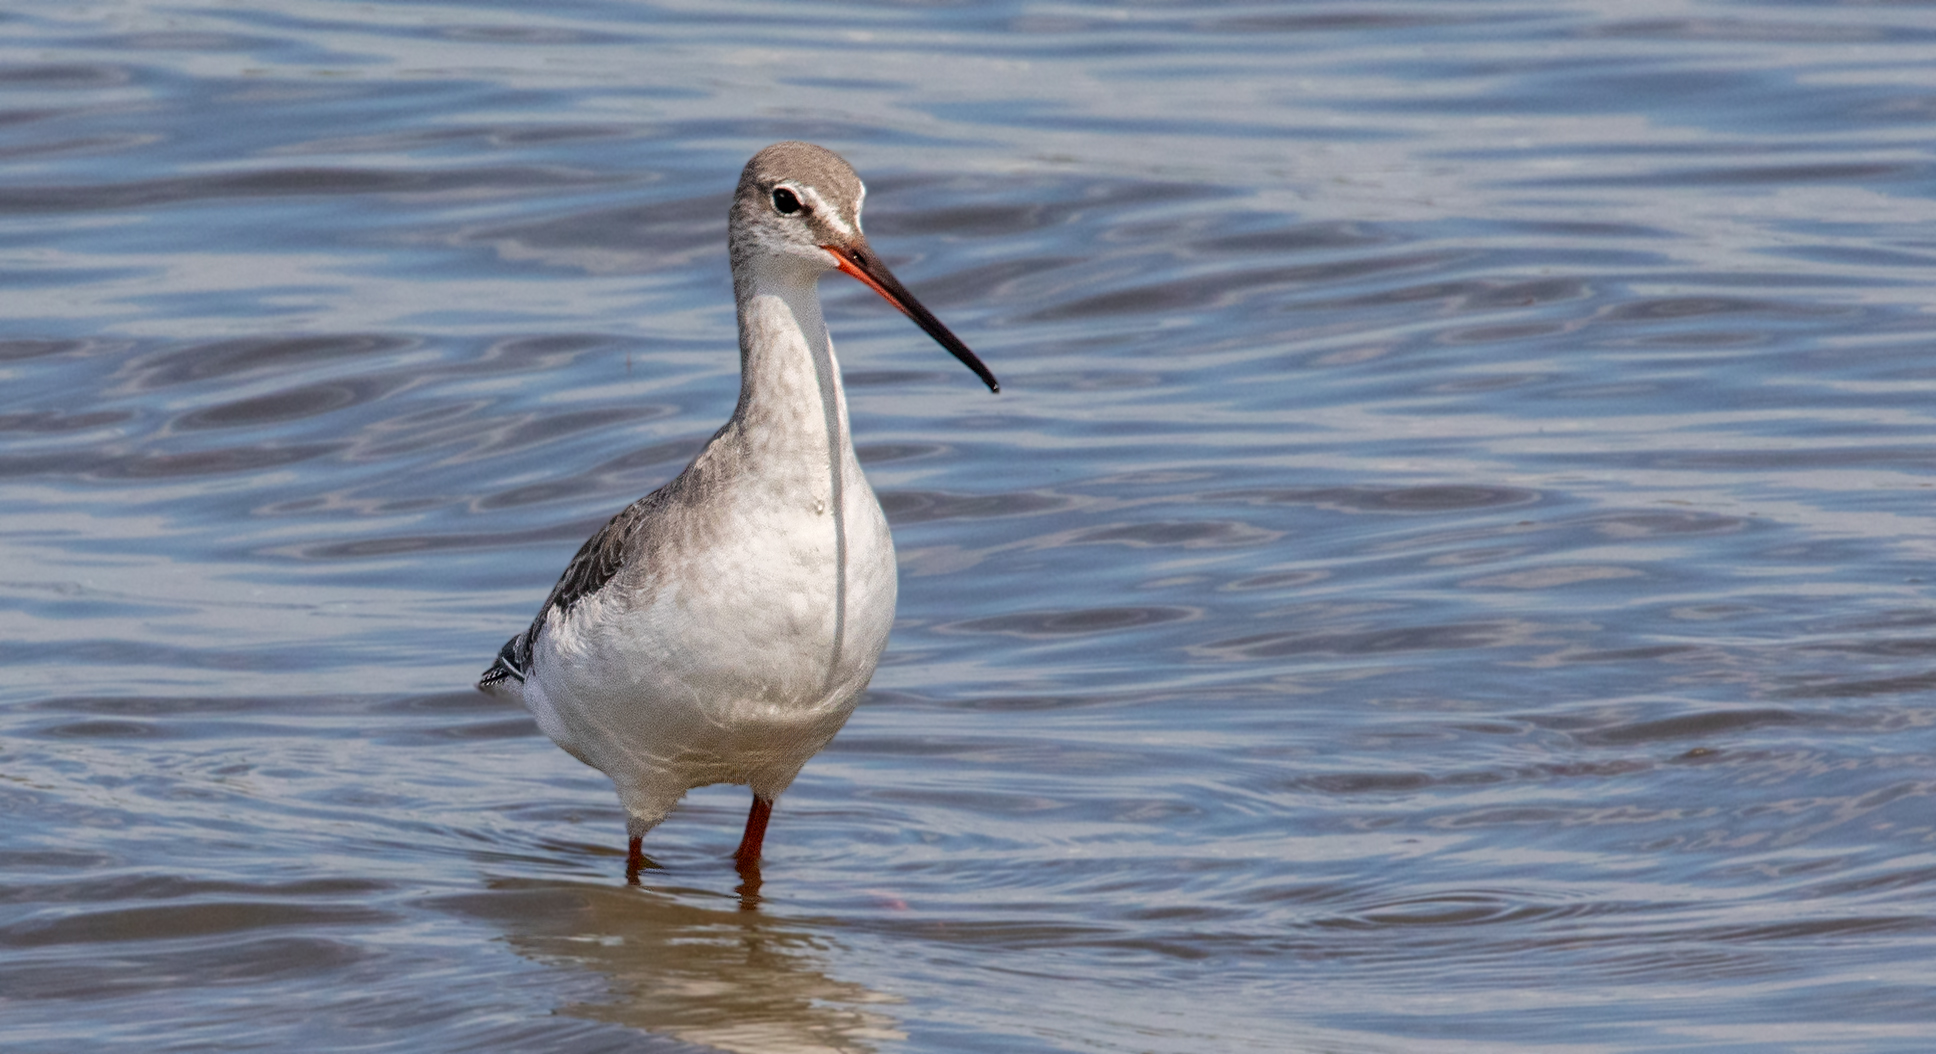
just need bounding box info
[727,260,855,474]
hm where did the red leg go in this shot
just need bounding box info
[626,833,645,878]
[734,794,774,867]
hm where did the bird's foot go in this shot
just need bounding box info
[735,857,763,910]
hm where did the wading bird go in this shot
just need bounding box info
[479,142,998,882]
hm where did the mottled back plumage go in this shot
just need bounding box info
[478,490,661,688]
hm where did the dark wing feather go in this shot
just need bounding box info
[537,504,638,621]
[481,493,662,686]
[478,634,525,688]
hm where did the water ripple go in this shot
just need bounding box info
[7,0,1936,1050]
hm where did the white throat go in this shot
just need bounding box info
[732,256,851,455]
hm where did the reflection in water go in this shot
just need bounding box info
[445,879,902,1054]
[9,0,1936,1049]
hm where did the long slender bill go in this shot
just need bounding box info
[823,243,1000,393]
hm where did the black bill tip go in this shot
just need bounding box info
[826,244,1000,394]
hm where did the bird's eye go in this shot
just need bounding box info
[771,188,802,215]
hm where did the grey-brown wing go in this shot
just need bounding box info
[482,492,662,684]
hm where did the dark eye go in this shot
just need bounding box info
[771,187,801,215]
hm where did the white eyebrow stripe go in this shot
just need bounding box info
[798,185,856,237]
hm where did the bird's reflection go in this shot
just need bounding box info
[733,858,763,912]
[451,876,901,1053]
[627,853,762,910]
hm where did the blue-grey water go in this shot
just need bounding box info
[5,1,1936,1050]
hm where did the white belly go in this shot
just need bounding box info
[522,472,897,828]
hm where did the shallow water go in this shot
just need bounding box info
[5,1,1936,1050]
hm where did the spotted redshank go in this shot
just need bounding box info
[479,141,998,882]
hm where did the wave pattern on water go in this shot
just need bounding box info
[4,1,1936,1052]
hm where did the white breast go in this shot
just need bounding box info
[522,448,897,829]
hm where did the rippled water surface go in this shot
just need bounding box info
[7,1,1936,1050]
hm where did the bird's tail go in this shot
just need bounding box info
[476,634,527,697]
